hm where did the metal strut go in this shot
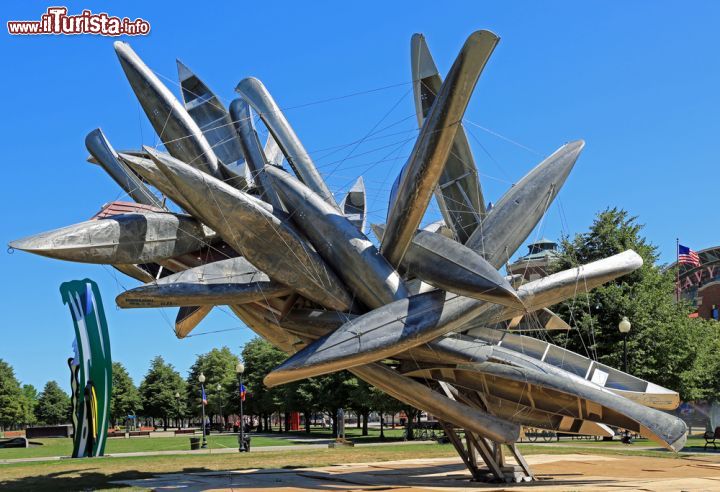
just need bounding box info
[436,381,535,483]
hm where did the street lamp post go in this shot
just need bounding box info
[236,362,250,452]
[618,316,631,373]
[199,372,208,449]
[175,391,181,430]
[618,316,633,444]
[216,383,224,431]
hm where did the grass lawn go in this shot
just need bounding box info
[0,426,407,460]
[0,442,451,491]
[2,429,710,461]
[0,434,291,460]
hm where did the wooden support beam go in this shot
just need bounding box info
[466,430,505,481]
[437,420,483,481]
[507,443,535,480]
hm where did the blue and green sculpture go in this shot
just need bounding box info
[61,279,112,458]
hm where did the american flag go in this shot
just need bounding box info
[678,244,701,267]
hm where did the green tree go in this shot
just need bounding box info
[401,405,421,440]
[285,378,322,433]
[0,360,25,430]
[139,356,186,430]
[20,384,38,426]
[241,338,286,432]
[550,208,720,400]
[110,362,143,427]
[34,381,71,425]
[348,378,372,436]
[186,347,240,426]
[315,371,354,437]
[367,384,403,440]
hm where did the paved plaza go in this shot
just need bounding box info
[114,453,720,491]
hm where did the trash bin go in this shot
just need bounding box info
[190,437,201,450]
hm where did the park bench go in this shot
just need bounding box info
[704,427,720,449]
[107,431,126,438]
[129,431,151,437]
[174,429,195,435]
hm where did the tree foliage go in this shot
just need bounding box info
[20,384,38,426]
[110,362,142,425]
[0,359,26,429]
[187,347,240,422]
[241,338,286,427]
[550,208,720,400]
[314,371,355,436]
[34,381,70,425]
[139,356,186,429]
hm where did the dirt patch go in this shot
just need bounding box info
[533,454,720,480]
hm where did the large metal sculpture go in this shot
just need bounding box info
[9,30,687,482]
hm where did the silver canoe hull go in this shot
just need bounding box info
[232,304,520,445]
[403,229,522,308]
[382,30,499,267]
[114,42,220,178]
[175,305,212,339]
[118,153,204,218]
[339,176,366,233]
[266,166,407,309]
[117,257,291,308]
[372,223,519,306]
[465,327,680,410]
[85,129,163,207]
[235,77,337,209]
[410,33,485,243]
[264,251,642,386]
[177,60,244,169]
[9,212,211,265]
[465,141,584,268]
[145,147,353,312]
[404,363,685,451]
[228,98,284,209]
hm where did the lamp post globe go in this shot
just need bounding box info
[198,372,207,448]
[216,383,224,429]
[618,316,631,373]
[236,360,249,452]
[175,391,181,430]
[618,316,631,334]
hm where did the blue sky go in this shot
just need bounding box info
[1,1,719,390]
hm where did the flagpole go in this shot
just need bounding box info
[676,238,680,303]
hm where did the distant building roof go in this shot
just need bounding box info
[507,238,560,281]
[524,238,559,260]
